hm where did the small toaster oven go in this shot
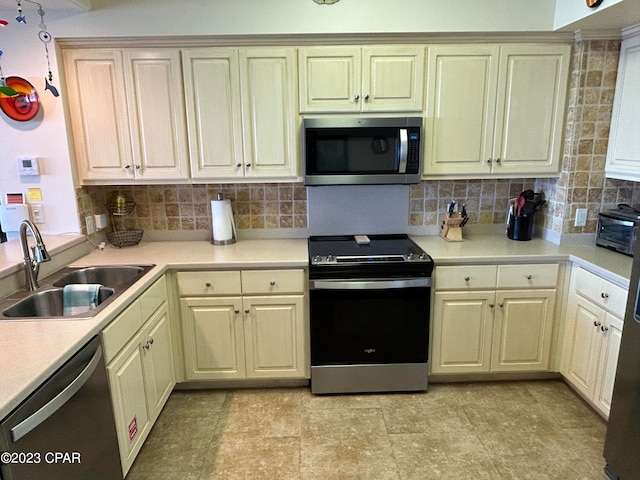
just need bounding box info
[596,205,640,256]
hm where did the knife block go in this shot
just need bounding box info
[440,213,464,242]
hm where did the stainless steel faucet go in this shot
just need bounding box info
[20,220,51,291]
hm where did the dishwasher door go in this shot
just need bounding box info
[0,335,123,480]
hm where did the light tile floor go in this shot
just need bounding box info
[127,380,609,479]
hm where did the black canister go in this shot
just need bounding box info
[508,214,534,241]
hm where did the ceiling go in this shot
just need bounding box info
[0,0,90,11]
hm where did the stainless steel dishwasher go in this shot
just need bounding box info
[0,335,123,480]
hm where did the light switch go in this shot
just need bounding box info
[30,204,44,224]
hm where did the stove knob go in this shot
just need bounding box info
[407,253,415,261]
[313,254,322,264]
[419,253,429,261]
[326,255,335,263]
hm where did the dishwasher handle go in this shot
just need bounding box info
[11,344,103,442]
[310,278,431,290]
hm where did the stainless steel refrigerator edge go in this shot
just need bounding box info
[0,335,123,480]
[604,239,640,479]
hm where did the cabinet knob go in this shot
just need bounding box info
[499,302,504,308]
[205,282,212,288]
[464,276,470,282]
[124,164,131,170]
[489,303,495,308]
[149,338,154,345]
[234,309,240,314]
[270,280,276,286]
[354,94,360,102]
[135,164,141,170]
[235,163,242,169]
[495,158,501,164]
[364,94,370,102]
[244,309,250,314]
[526,274,533,280]
[594,321,602,327]
[487,159,492,164]
[601,325,609,332]
[143,341,151,350]
[245,163,251,168]
[601,292,609,299]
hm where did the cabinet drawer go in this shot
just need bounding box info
[435,265,497,290]
[241,269,305,294]
[497,264,559,289]
[139,276,167,319]
[176,271,242,296]
[102,300,143,364]
[574,267,628,317]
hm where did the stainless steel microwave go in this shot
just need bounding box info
[303,117,422,186]
[596,206,640,256]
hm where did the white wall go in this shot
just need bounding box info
[0,16,79,235]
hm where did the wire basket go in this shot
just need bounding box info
[107,229,143,248]
[105,201,136,216]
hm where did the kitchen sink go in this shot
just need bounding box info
[0,264,155,321]
[2,287,115,319]
[53,265,149,288]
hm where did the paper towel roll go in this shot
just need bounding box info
[211,199,236,244]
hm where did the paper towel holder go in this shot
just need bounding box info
[211,193,237,245]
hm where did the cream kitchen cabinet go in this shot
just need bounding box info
[423,44,570,179]
[562,265,627,418]
[63,48,189,183]
[605,28,640,181]
[431,263,558,375]
[182,47,298,180]
[178,269,307,380]
[298,46,425,113]
[102,276,175,476]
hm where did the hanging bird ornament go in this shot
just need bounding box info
[15,0,59,97]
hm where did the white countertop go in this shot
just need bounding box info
[0,233,632,419]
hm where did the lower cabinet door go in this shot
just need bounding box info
[491,289,556,372]
[107,339,151,476]
[180,296,246,380]
[143,305,175,421]
[564,297,605,399]
[243,295,306,378]
[593,312,624,417]
[431,291,494,374]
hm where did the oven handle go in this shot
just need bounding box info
[310,278,431,290]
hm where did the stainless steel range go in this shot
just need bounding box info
[308,234,434,394]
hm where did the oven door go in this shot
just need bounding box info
[309,277,430,366]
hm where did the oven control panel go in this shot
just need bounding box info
[311,253,431,266]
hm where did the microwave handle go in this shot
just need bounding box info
[398,128,408,173]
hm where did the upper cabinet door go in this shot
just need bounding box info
[424,45,500,177]
[64,48,190,183]
[423,44,569,179]
[239,47,298,178]
[298,46,425,113]
[493,44,570,176]
[298,46,361,113]
[124,49,189,181]
[606,33,640,181]
[63,49,134,182]
[361,46,425,112]
[182,48,245,179]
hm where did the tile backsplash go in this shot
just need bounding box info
[76,183,307,237]
[76,39,640,242]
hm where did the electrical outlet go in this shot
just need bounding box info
[85,215,96,235]
[575,208,588,227]
[30,204,44,224]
